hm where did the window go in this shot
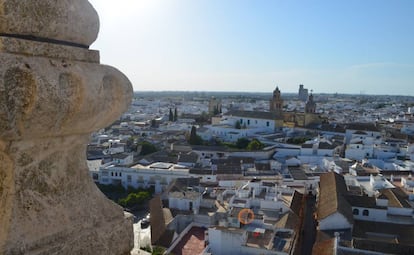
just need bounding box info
[363,209,369,216]
[266,121,269,127]
[247,120,250,125]
[240,119,243,124]
[119,172,122,177]
[353,208,359,215]
[111,172,114,176]
[127,175,132,182]
[255,120,258,124]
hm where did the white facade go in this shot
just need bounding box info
[226,115,276,131]
[273,147,300,159]
[352,206,414,224]
[345,144,374,160]
[97,162,190,194]
[300,146,314,156]
[168,191,202,213]
[208,227,245,255]
[345,129,381,145]
[318,212,352,231]
[208,124,250,142]
[317,148,335,157]
[207,124,272,143]
[408,144,414,161]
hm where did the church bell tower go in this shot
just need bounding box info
[270,86,284,114]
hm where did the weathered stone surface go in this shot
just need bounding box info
[0,37,100,62]
[0,0,99,46]
[0,54,132,140]
[1,137,134,255]
[0,0,134,254]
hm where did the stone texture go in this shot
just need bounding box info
[0,0,134,254]
[0,136,134,255]
[0,0,99,46]
[0,53,132,140]
[0,37,100,63]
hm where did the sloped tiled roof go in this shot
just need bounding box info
[178,152,199,163]
[275,211,300,230]
[379,188,411,208]
[312,238,336,255]
[318,142,337,150]
[345,195,377,208]
[317,172,353,225]
[164,177,200,194]
[345,123,380,132]
[290,190,304,216]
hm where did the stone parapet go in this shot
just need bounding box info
[0,0,99,47]
[0,37,100,63]
[0,0,134,254]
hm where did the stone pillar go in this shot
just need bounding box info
[0,1,134,254]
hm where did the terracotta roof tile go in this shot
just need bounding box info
[317,172,353,224]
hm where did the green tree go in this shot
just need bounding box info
[169,108,173,121]
[174,108,178,122]
[247,139,264,151]
[126,137,136,151]
[189,126,203,145]
[236,137,250,149]
[139,141,158,155]
[152,246,166,255]
[118,191,150,208]
[235,120,241,129]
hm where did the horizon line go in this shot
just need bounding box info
[133,90,414,97]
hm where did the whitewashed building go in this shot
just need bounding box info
[97,162,191,194]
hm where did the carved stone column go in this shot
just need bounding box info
[0,1,134,254]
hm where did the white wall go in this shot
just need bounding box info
[273,148,300,158]
[387,207,413,217]
[317,148,334,157]
[169,196,201,212]
[345,144,373,160]
[227,115,276,131]
[319,213,352,230]
[300,147,313,156]
[260,200,289,213]
[346,130,381,145]
[208,228,245,255]
[374,149,396,160]
[98,165,190,193]
[352,207,387,222]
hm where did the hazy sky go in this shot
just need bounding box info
[89,0,414,95]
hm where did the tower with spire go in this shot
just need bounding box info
[269,86,284,114]
[305,90,316,114]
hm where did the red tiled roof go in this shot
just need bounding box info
[312,238,336,255]
[172,227,205,255]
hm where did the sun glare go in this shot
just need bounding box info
[90,0,159,21]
